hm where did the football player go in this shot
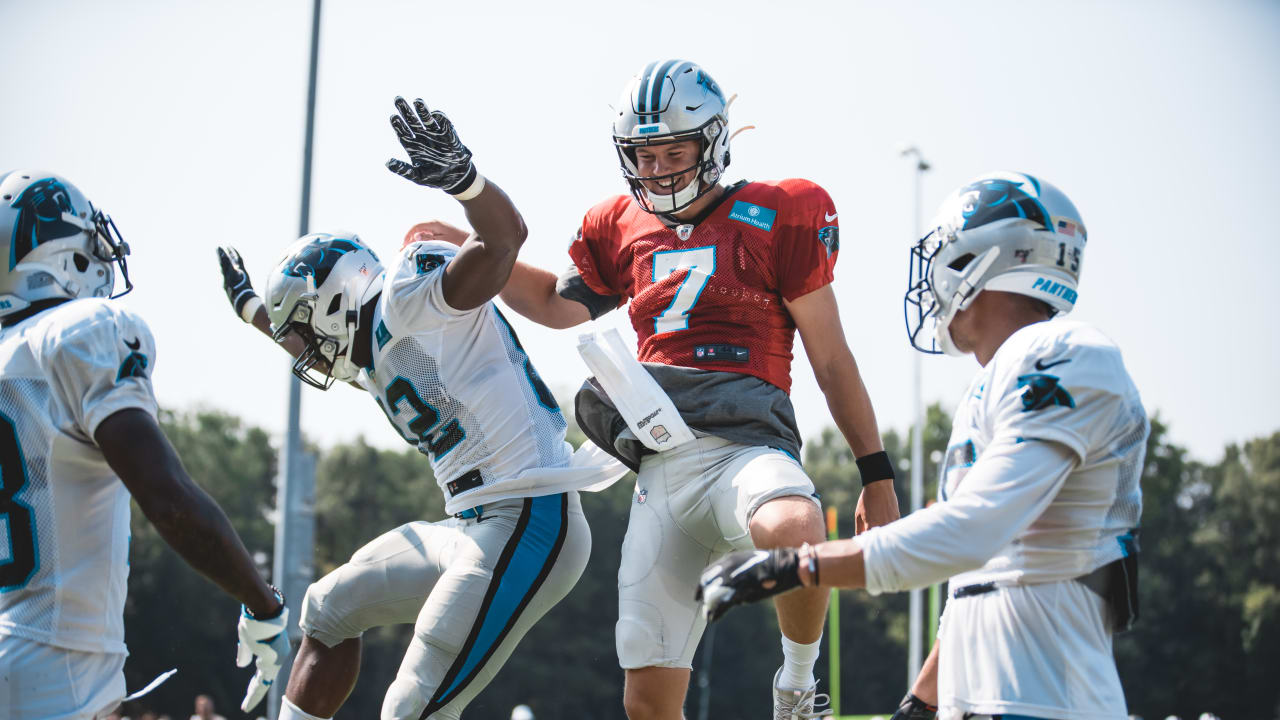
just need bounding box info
[0,170,289,719]
[217,98,623,720]
[407,60,899,719]
[698,172,1147,720]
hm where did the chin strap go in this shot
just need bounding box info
[646,176,701,214]
[935,247,1002,355]
[330,277,362,382]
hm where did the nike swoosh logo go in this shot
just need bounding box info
[1034,358,1071,371]
[825,212,838,222]
[125,337,141,351]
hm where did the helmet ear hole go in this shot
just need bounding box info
[72,253,90,272]
[326,294,342,315]
[947,253,975,271]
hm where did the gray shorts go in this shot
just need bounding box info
[300,492,589,720]
[616,435,818,669]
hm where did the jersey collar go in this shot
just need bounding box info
[656,180,749,230]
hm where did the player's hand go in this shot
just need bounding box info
[403,220,470,249]
[217,246,261,323]
[854,478,900,534]
[385,97,477,194]
[696,548,802,623]
[236,602,291,712]
[889,692,937,720]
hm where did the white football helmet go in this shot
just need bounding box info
[264,232,383,389]
[905,171,1087,355]
[612,59,731,215]
[0,170,132,319]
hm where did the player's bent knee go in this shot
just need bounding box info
[299,577,353,649]
[749,497,824,548]
[381,676,428,720]
[616,615,663,670]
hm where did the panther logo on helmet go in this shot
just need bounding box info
[9,178,84,270]
[959,178,1050,232]
[695,70,724,100]
[280,238,368,286]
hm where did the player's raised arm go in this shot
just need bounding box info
[402,219,591,328]
[385,97,531,312]
[95,407,290,711]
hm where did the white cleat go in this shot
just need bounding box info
[773,669,833,719]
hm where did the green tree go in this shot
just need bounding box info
[1204,431,1280,675]
[1116,424,1280,719]
[122,409,278,719]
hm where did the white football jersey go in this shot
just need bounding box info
[0,298,158,654]
[858,319,1146,719]
[942,318,1146,588]
[360,241,617,515]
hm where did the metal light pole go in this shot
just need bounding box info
[269,0,322,716]
[899,145,930,688]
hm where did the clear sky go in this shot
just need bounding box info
[2,0,1277,463]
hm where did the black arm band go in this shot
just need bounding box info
[855,450,895,487]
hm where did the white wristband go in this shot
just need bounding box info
[239,295,264,324]
[451,173,486,202]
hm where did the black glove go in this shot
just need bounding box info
[695,548,802,623]
[385,97,477,194]
[217,246,258,321]
[889,693,937,720]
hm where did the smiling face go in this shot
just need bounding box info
[632,139,701,195]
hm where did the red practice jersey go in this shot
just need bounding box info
[568,179,840,394]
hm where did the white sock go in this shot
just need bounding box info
[280,696,330,720]
[778,634,822,690]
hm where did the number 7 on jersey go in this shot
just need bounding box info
[652,246,716,334]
